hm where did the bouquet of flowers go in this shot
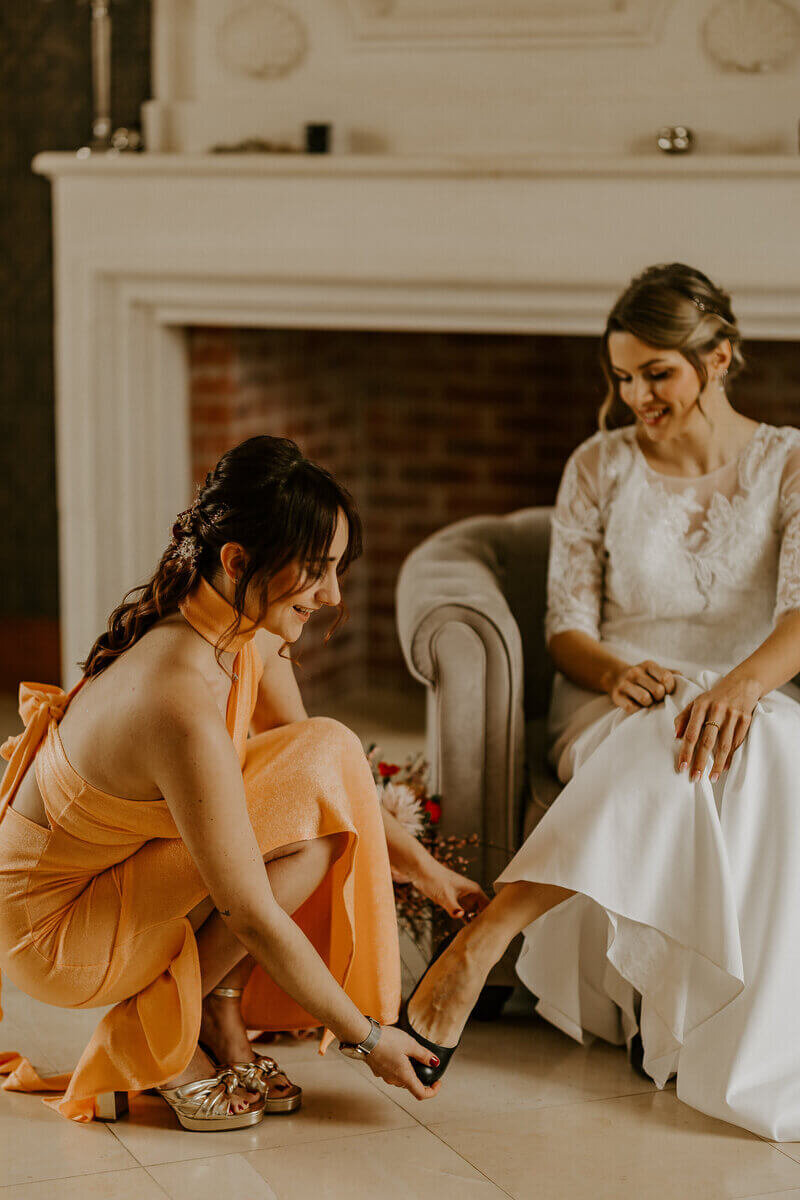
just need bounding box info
[367,745,480,944]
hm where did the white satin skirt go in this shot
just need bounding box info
[497,655,800,1139]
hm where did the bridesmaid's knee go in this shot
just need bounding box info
[302,715,363,760]
[264,830,348,867]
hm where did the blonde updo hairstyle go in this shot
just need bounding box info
[599,263,745,430]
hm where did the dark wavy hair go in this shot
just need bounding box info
[599,263,745,429]
[81,436,362,678]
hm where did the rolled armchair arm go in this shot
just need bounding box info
[397,550,523,689]
[396,516,527,884]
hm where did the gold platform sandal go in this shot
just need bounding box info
[155,1066,265,1132]
[207,985,303,1114]
[232,1053,302,1113]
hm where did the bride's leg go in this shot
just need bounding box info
[408,880,574,1048]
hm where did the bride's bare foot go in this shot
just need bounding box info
[406,926,493,1049]
[161,1044,259,1114]
[406,880,569,1052]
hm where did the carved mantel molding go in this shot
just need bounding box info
[344,0,674,46]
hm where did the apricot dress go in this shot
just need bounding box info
[0,578,400,1121]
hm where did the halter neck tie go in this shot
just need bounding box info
[178,577,259,654]
[179,577,261,747]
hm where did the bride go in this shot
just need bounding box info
[402,262,800,1140]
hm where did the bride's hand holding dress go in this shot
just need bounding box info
[673,671,761,780]
[604,659,677,714]
[673,609,800,779]
[548,628,680,721]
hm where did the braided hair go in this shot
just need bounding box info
[81,436,362,677]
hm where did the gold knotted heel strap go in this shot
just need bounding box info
[156,1067,265,1131]
[233,1056,303,1112]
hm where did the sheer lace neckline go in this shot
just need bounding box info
[631,422,765,483]
[545,419,800,668]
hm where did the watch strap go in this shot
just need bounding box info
[340,1015,381,1056]
[358,1016,381,1055]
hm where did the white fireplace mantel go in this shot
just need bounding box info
[33,151,800,683]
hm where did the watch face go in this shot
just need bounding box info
[339,1044,365,1060]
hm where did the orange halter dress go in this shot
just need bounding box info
[0,578,400,1121]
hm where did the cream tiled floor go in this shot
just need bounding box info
[5,691,800,1197]
[4,979,800,1199]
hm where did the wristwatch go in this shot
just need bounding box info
[338,1016,382,1060]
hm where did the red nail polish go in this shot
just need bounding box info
[431,1056,440,1066]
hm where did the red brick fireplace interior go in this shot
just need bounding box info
[189,327,799,710]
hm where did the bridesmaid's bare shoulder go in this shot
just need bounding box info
[58,616,226,800]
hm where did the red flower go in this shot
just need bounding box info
[424,798,442,825]
[378,762,400,778]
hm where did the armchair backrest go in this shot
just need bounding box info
[397,505,555,719]
[421,506,554,719]
[496,508,554,719]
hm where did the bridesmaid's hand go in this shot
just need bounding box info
[674,675,762,781]
[416,862,490,921]
[366,1026,442,1100]
[604,660,678,714]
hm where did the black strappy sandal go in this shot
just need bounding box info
[399,931,461,1086]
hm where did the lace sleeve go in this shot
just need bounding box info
[775,442,800,623]
[545,447,605,643]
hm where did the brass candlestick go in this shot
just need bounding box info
[76,0,113,154]
[89,0,112,148]
[76,1,142,157]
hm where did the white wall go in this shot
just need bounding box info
[148,0,800,156]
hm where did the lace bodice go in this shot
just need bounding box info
[546,423,800,671]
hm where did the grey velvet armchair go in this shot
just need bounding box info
[396,507,562,905]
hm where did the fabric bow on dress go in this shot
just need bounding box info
[0,682,74,826]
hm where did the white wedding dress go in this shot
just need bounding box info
[497,421,800,1139]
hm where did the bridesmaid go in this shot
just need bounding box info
[0,435,486,1129]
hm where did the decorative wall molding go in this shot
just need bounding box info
[150,2,800,156]
[217,1,309,80]
[702,0,800,74]
[344,0,675,46]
